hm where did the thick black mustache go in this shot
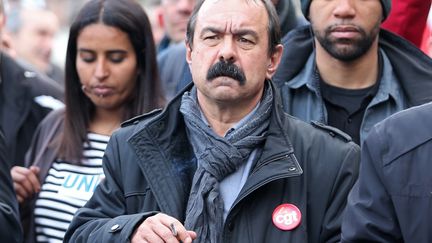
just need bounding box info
[206,60,246,85]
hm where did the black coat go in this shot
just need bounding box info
[65,82,360,243]
[0,130,23,242]
[0,52,63,167]
[342,102,432,242]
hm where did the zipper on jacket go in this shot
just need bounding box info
[250,153,291,174]
[228,153,302,217]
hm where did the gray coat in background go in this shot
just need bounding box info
[342,102,432,242]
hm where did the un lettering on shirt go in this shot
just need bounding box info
[57,173,105,201]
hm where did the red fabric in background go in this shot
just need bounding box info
[382,0,431,48]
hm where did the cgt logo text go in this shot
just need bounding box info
[272,203,302,231]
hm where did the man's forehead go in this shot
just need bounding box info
[196,0,267,29]
[198,0,265,16]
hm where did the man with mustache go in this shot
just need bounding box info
[65,0,360,242]
[274,0,432,145]
[157,0,307,101]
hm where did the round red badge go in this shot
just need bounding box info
[272,203,302,231]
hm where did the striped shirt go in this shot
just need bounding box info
[34,133,109,243]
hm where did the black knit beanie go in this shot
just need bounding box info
[301,0,391,21]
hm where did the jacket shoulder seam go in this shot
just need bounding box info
[310,121,352,143]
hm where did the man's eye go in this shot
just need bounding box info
[204,35,219,40]
[238,37,253,44]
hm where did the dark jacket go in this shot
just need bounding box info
[0,130,23,243]
[342,102,432,243]
[65,82,360,243]
[19,109,64,243]
[0,52,63,167]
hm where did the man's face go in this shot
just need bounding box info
[161,0,195,43]
[309,0,382,61]
[13,9,59,73]
[186,0,283,107]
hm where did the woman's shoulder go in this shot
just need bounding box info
[36,108,66,134]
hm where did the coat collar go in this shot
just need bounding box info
[285,49,405,110]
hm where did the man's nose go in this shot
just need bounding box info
[218,38,236,63]
[333,0,356,19]
[42,36,55,52]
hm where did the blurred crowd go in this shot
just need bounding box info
[0,0,431,242]
[3,0,431,84]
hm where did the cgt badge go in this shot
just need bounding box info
[272,203,302,231]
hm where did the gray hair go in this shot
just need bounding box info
[5,4,50,34]
[186,0,281,56]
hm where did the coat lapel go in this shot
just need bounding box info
[128,99,196,222]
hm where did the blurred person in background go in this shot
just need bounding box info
[5,4,64,86]
[142,0,165,47]
[11,0,164,242]
[0,0,63,169]
[157,0,195,53]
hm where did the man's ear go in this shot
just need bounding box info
[266,44,284,79]
[186,40,193,66]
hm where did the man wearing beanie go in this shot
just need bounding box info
[273,0,432,145]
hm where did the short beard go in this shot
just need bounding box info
[312,21,380,62]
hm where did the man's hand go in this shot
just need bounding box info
[131,213,197,243]
[11,166,41,203]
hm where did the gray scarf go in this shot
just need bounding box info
[180,84,273,242]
